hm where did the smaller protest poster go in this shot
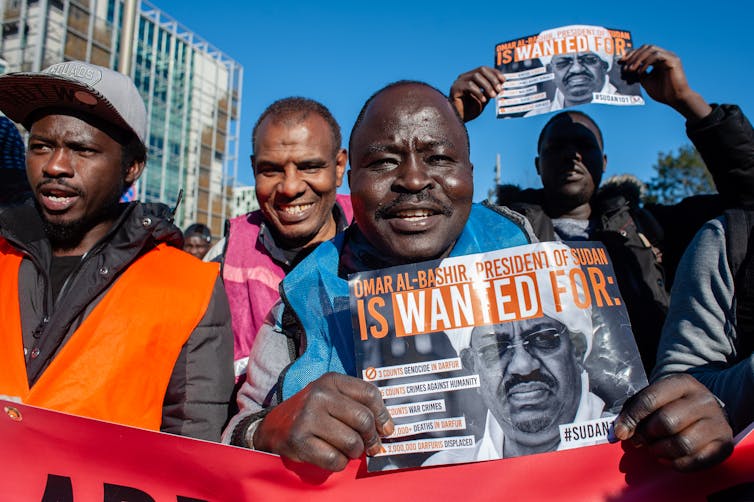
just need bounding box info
[494,25,645,118]
[350,241,647,471]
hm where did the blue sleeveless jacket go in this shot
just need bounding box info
[279,203,531,400]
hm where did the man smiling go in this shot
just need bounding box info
[207,97,352,381]
[224,80,531,468]
[0,61,233,440]
[224,81,732,473]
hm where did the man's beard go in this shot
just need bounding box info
[37,185,124,251]
[513,415,553,433]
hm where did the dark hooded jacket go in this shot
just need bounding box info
[497,104,754,372]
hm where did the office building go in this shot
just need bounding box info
[231,184,258,217]
[0,0,242,235]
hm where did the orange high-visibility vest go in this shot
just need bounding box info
[0,238,219,430]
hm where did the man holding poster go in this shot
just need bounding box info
[225,81,733,473]
[450,45,754,371]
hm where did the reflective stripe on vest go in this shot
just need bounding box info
[0,240,219,430]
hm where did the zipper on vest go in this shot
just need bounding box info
[28,316,49,360]
[13,246,54,360]
[55,262,81,306]
[53,244,101,306]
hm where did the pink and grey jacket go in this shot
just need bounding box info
[223,194,352,380]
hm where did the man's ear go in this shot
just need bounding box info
[535,156,541,176]
[602,153,608,173]
[250,154,256,176]
[335,148,347,187]
[460,348,475,372]
[124,160,145,186]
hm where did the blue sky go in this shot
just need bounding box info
[154,0,753,201]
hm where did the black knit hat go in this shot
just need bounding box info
[184,223,212,243]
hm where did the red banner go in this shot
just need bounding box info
[2,400,754,501]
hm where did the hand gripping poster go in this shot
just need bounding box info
[350,241,647,471]
[494,25,645,118]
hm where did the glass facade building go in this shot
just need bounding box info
[0,0,242,235]
[232,185,258,217]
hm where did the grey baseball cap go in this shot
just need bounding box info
[0,60,147,146]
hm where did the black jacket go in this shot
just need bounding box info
[498,104,754,372]
[0,201,234,441]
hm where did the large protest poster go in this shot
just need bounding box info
[494,25,645,118]
[350,241,647,471]
[3,399,754,501]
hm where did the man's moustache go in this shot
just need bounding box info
[375,191,453,220]
[504,370,557,394]
[563,71,594,85]
[36,178,83,196]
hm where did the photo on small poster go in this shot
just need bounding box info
[494,25,645,119]
[350,241,648,471]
